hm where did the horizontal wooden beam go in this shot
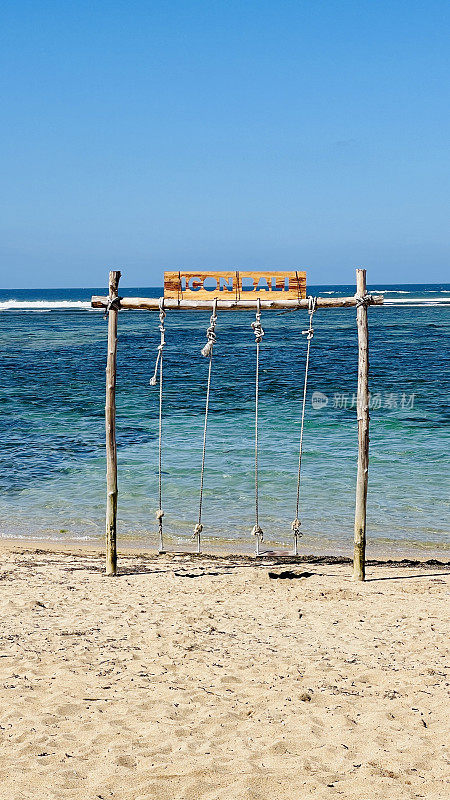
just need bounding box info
[91,294,383,311]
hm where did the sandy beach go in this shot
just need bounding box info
[0,542,448,799]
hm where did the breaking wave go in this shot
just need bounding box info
[0,300,92,311]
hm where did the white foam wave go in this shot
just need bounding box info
[383,297,450,305]
[0,300,92,311]
[372,289,410,294]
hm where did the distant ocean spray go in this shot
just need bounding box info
[0,284,449,558]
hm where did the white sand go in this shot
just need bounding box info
[0,543,448,799]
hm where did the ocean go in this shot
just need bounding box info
[1,284,449,558]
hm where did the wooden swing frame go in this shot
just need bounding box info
[91,268,382,580]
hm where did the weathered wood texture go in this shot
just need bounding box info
[353,268,370,581]
[91,294,383,311]
[164,270,306,301]
[105,270,121,576]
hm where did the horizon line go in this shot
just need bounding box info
[2,281,450,291]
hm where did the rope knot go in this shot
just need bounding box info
[354,293,372,308]
[150,298,166,385]
[251,524,263,540]
[291,518,302,536]
[103,295,121,319]
[201,300,218,358]
[251,319,264,343]
[193,522,203,537]
[251,300,265,343]
[302,325,314,340]
[156,509,164,521]
[158,297,166,335]
[302,296,317,340]
[158,299,166,337]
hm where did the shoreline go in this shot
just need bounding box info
[0,537,448,570]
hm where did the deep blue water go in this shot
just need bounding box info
[0,284,449,557]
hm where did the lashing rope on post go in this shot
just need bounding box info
[251,298,265,556]
[194,298,218,554]
[292,295,317,555]
[149,297,166,553]
[103,295,121,320]
[354,292,373,308]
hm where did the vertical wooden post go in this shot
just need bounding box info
[105,270,121,576]
[353,268,369,581]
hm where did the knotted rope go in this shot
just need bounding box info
[103,295,121,320]
[292,295,317,555]
[149,298,166,552]
[251,299,265,556]
[201,302,218,357]
[194,299,218,554]
[149,297,166,387]
[354,293,373,308]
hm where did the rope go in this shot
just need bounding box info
[354,293,373,308]
[194,299,218,554]
[201,301,218,357]
[103,295,121,319]
[251,299,264,555]
[149,297,166,387]
[149,298,166,552]
[292,295,317,555]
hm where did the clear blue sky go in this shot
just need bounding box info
[1,0,449,287]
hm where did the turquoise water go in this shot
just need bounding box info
[0,284,449,557]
